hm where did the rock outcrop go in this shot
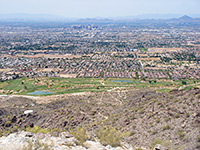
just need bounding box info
[154,144,168,150]
[0,131,134,150]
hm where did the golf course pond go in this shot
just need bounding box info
[28,91,53,95]
[110,80,140,83]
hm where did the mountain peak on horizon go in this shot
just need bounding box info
[179,15,192,20]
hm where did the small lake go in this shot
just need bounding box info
[110,80,140,83]
[28,91,53,95]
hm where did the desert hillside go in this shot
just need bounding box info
[0,87,200,150]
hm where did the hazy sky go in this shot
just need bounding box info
[0,0,199,18]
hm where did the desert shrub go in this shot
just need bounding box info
[196,144,200,149]
[5,121,11,127]
[139,108,144,114]
[197,135,200,142]
[52,128,59,132]
[70,126,89,145]
[173,99,178,103]
[164,117,171,122]
[129,131,135,136]
[151,130,157,135]
[132,125,136,130]
[150,138,177,150]
[162,125,171,131]
[182,81,187,85]
[25,125,50,134]
[185,112,190,118]
[174,114,180,118]
[96,126,125,147]
[131,114,136,120]
[177,129,185,139]
[148,113,153,118]
[21,139,53,150]
[156,118,160,123]
[22,140,34,150]
[12,126,18,132]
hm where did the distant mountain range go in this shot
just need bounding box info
[0,13,74,22]
[114,14,200,20]
[0,13,199,22]
[76,15,200,23]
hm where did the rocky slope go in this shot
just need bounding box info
[0,87,199,150]
[0,131,134,150]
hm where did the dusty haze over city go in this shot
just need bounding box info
[0,0,200,18]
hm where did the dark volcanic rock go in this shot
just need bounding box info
[11,116,17,123]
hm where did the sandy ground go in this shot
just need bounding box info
[8,92,92,104]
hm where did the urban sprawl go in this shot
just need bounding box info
[0,22,199,81]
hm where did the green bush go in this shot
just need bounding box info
[25,125,50,134]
